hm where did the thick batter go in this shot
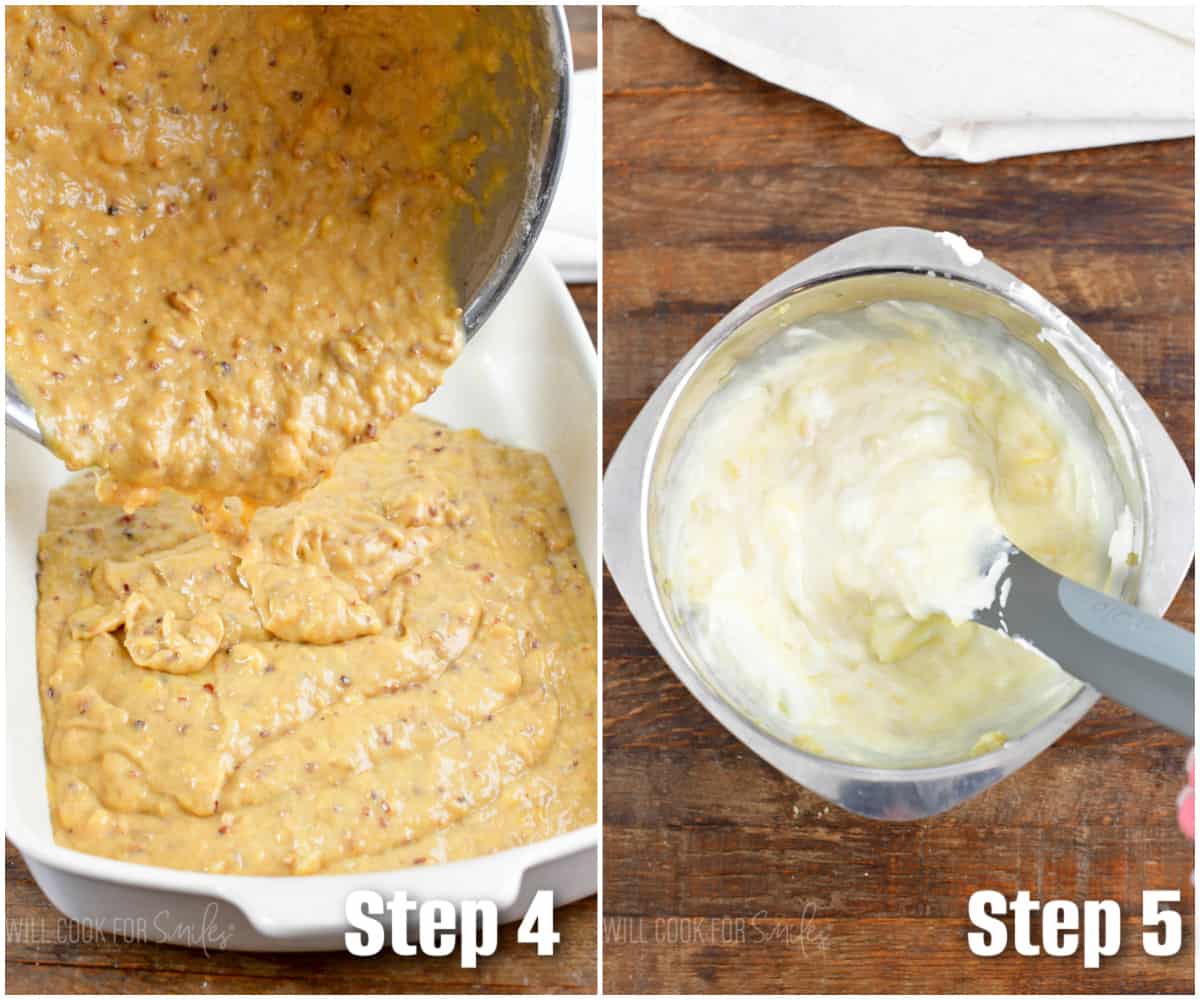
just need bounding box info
[6,5,525,508]
[37,415,597,874]
[659,300,1130,768]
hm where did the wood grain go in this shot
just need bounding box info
[602,7,1194,995]
[564,6,597,71]
[3,20,600,998]
[569,283,597,344]
[4,841,596,995]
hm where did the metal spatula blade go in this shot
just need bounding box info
[6,376,41,444]
[973,543,1195,737]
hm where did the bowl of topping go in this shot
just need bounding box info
[604,226,1193,820]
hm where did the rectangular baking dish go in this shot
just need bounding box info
[5,250,599,951]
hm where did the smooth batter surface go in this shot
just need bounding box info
[659,300,1129,768]
[37,415,597,874]
[6,5,522,508]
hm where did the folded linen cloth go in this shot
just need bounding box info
[540,68,599,282]
[637,5,1194,162]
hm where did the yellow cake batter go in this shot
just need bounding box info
[6,5,531,509]
[37,415,597,875]
[12,6,596,875]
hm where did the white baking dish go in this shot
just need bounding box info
[5,250,599,952]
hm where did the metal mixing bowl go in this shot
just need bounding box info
[604,226,1194,820]
[6,5,571,444]
[450,5,571,333]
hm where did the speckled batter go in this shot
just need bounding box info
[37,415,597,874]
[6,5,528,508]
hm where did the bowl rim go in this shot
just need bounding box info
[460,5,573,336]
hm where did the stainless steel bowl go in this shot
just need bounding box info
[452,5,571,334]
[6,5,572,445]
[604,226,1194,820]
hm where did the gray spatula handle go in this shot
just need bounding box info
[980,549,1194,737]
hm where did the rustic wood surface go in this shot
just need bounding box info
[4,837,595,995]
[4,14,599,996]
[602,7,1194,995]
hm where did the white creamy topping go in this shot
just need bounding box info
[658,300,1130,767]
[936,231,984,266]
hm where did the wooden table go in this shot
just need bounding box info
[602,7,1194,994]
[5,12,599,995]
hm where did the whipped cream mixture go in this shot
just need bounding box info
[658,300,1130,767]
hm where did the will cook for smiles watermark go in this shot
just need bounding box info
[7,902,236,956]
[604,902,832,957]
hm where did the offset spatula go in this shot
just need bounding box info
[974,542,1195,737]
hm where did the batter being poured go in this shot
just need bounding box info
[6,5,529,510]
[659,300,1131,768]
[15,6,597,877]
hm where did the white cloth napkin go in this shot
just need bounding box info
[540,68,599,282]
[637,6,1194,162]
